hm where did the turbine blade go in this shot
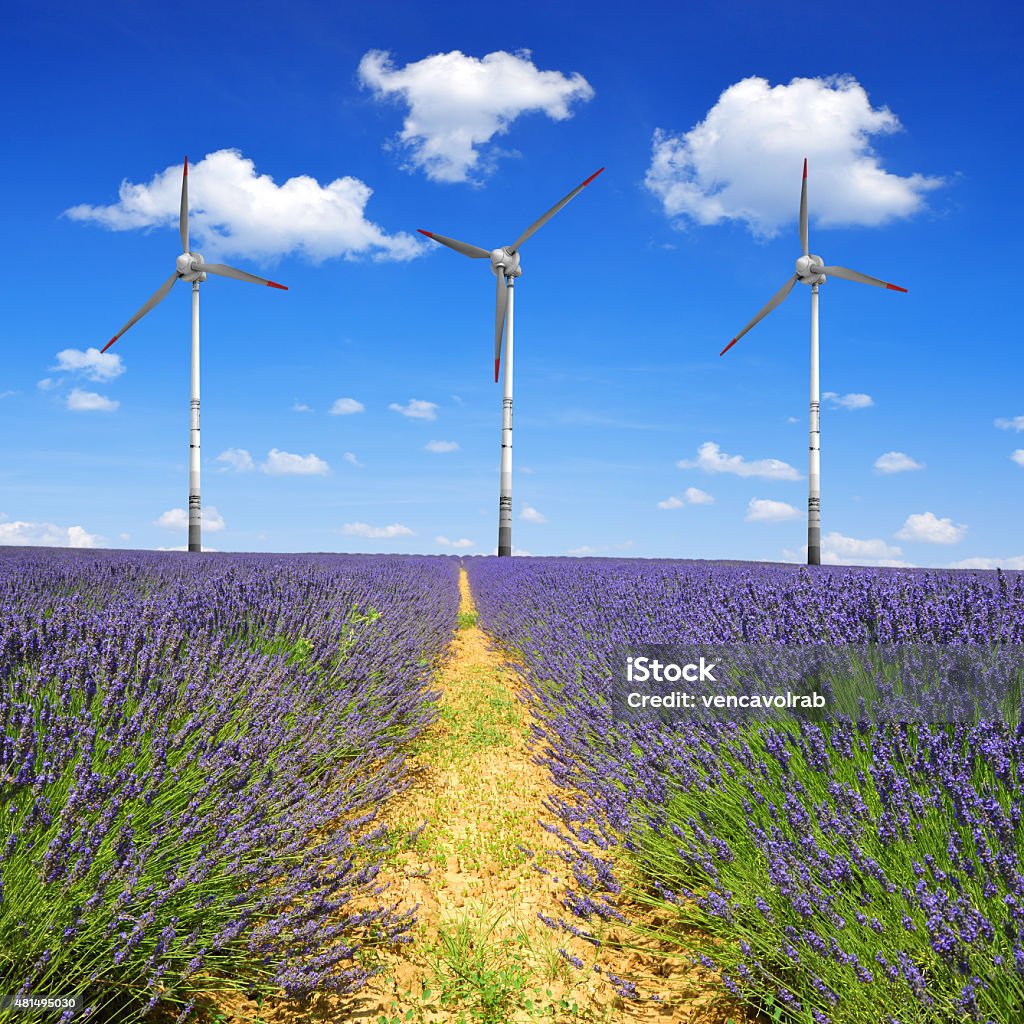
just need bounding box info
[199,263,288,289]
[822,265,907,292]
[418,230,490,259]
[101,271,180,352]
[509,167,604,251]
[799,158,808,257]
[720,274,799,356]
[494,269,508,382]
[180,156,189,253]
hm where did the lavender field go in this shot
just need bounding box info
[1,549,458,1020]
[6,550,1024,1023]
[467,557,1024,1023]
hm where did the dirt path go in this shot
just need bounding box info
[215,568,743,1023]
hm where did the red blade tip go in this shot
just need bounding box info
[184,156,188,176]
[582,167,605,187]
[494,358,500,382]
[101,338,117,353]
[720,338,739,357]
[886,283,908,293]
[267,281,287,290]
[803,158,807,179]
[418,229,434,239]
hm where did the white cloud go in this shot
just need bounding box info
[436,536,474,549]
[896,512,967,545]
[216,448,255,472]
[520,505,547,523]
[67,388,118,412]
[0,390,17,399]
[949,556,1024,571]
[390,399,438,420]
[995,416,1024,432]
[261,449,330,476]
[65,149,421,263]
[746,498,800,522]
[342,522,414,539]
[567,545,598,556]
[292,402,313,413]
[358,49,595,183]
[684,486,714,505]
[37,378,56,391]
[154,506,225,532]
[0,520,103,548]
[343,451,364,468]
[874,451,924,474]
[817,532,909,567]
[53,347,124,382]
[425,440,460,453]
[678,441,800,480]
[1013,450,1024,467]
[645,75,943,237]
[657,486,715,510]
[823,391,874,410]
[330,397,365,415]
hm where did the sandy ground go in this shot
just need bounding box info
[209,569,748,1024]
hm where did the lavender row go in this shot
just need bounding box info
[466,557,1024,1022]
[1,549,459,1020]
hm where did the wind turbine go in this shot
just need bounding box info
[98,156,287,552]
[418,168,603,557]
[720,159,907,566]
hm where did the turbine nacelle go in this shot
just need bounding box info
[177,252,207,282]
[796,254,826,285]
[491,247,522,279]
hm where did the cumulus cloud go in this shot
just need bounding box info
[425,440,459,453]
[330,397,364,415]
[874,451,924,474]
[678,441,800,480]
[358,49,594,183]
[0,520,103,548]
[657,486,714,509]
[390,398,438,420]
[746,498,800,522]
[65,149,421,262]
[436,536,474,549]
[995,416,1024,432]
[154,506,225,532]
[53,347,124,382]
[949,556,1024,571]
[788,532,909,567]
[342,522,414,539]
[343,451,364,468]
[1013,450,1024,467]
[520,505,547,524]
[823,391,873,410]
[261,449,330,476]
[645,75,943,237]
[67,389,118,412]
[896,512,967,545]
[216,448,255,472]
[292,402,312,413]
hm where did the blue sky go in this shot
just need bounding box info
[2,1,1022,566]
